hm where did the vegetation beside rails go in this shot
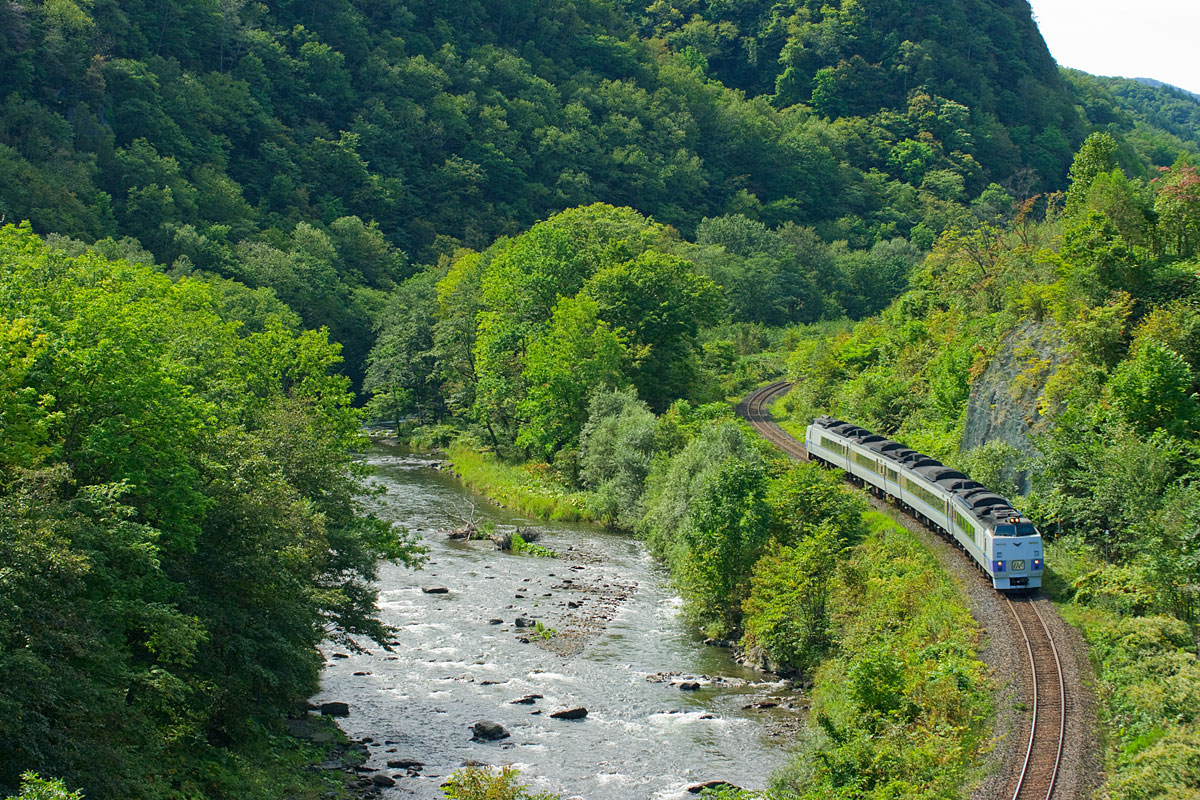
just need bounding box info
[446,443,594,523]
[766,512,991,798]
[1044,537,1200,798]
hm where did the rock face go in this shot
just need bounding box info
[319,701,350,716]
[962,320,1061,494]
[470,721,510,741]
[549,707,588,720]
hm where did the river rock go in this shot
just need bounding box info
[549,707,588,720]
[488,618,503,624]
[422,586,449,594]
[319,701,350,716]
[678,682,701,691]
[510,694,543,704]
[688,781,739,794]
[387,759,423,769]
[370,774,396,787]
[514,617,535,628]
[470,721,510,741]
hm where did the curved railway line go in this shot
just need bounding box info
[738,381,1069,800]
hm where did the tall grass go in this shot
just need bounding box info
[446,444,594,522]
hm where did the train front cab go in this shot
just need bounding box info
[989,520,1044,590]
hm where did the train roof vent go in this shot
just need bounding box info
[949,480,985,493]
[904,456,940,468]
[969,493,1008,509]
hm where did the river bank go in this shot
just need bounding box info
[310,444,806,799]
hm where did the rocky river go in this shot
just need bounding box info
[311,443,804,798]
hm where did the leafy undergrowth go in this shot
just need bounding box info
[446,444,593,522]
[769,512,991,799]
[1045,538,1200,798]
[441,766,560,800]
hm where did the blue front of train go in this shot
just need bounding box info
[989,520,1044,589]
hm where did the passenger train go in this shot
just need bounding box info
[805,415,1043,590]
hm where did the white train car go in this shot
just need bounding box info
[806,415,1043,590]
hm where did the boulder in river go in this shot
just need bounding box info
[549,707,588,720]
[319,701,350,717]
[470,721,510,741]
[514,617,535,628]
[678,682,701,691]
[387,759,423,769]
[510,694,543,705]
[371,774,396,787]
[422,586,449,594]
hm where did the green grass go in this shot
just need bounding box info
[771,511,992,799]
[446,444,595,522]
[1041,537,1200,798]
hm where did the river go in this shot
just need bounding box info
[312,444,803,799]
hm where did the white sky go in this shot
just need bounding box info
[1027,0,1200,95]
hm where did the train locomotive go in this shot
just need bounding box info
[805,415,1043,590]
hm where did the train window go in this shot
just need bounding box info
[886,467,898,482]
[1017,523,1037,535]
[954,509,975,539]
[820,436,847,456]
[852,450,879,474]
[903,476,943,513]
[995,524,1016,536]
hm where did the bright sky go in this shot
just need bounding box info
[1027,0,1200,96]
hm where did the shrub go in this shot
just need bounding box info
[441,766,560,800]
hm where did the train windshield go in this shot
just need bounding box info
[994,523,1038,536]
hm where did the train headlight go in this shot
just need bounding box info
[1033,558,1042,571]
[992,560,1005,572]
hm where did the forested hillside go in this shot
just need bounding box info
[777,133,1200,797]
[0,0,1124,387]
[1066,69,1200,166]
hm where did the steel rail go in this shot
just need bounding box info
[1005,594,1065,800]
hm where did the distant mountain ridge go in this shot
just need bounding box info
[1134,77,1200,102]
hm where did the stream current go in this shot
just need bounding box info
[313,444,802,798]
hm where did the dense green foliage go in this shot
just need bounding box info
[0,224,418,798]
[4,774,82,800]
[11,0,1193,388]
[779,134,1200,797]
[441,766,560,800]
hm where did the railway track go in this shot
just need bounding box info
[1006,594,1066,800]
[737,380,808,460]
[737,382,1069,800]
